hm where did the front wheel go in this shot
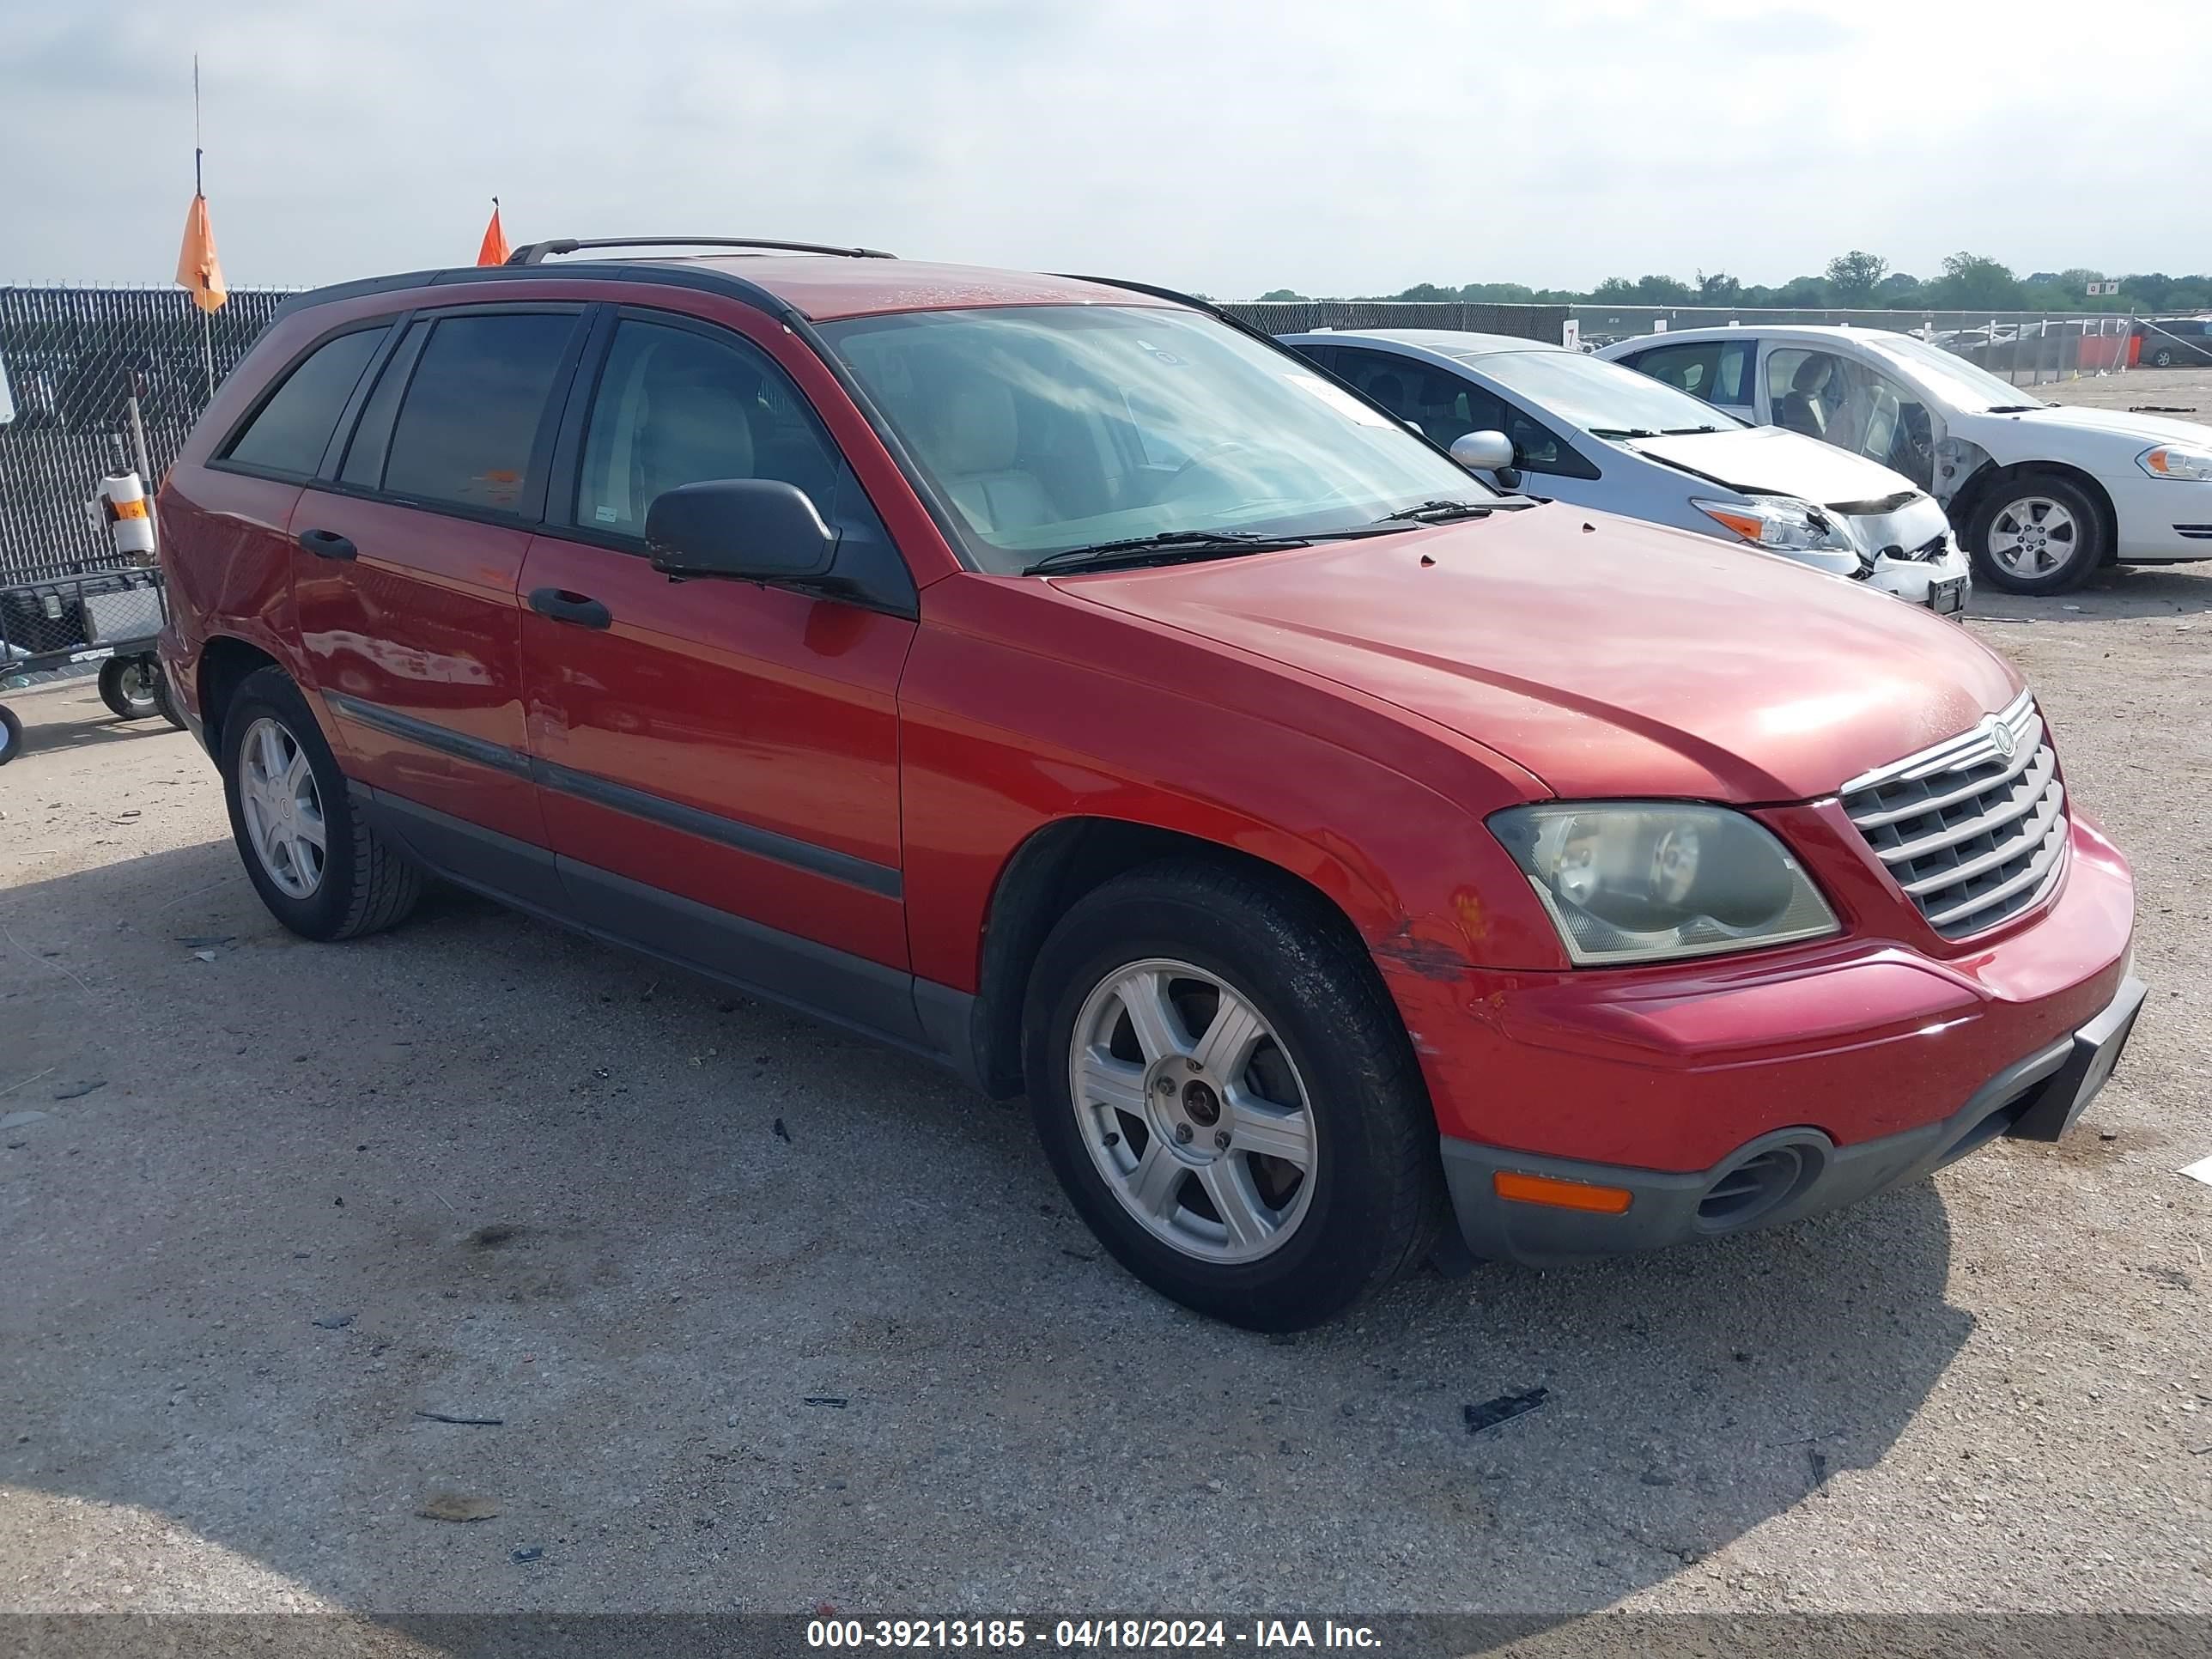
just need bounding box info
[219,666,422,940]
[1966,476,2106,595]
[0,704,21,766]
[2150,346,2175,368]
[1024,860,1445,1331]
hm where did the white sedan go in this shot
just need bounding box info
[1597,324,2212,594]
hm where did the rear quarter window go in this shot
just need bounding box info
[222,326,388,477]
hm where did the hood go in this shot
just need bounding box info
[1623,425,1922,507]
[1994,403,2212,448]
[1052,503,2021,803]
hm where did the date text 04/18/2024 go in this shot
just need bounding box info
[805,1620,1381,1650]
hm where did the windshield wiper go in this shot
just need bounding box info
[1024,530,1308,575]
[1660,425,1722,434]
[1985,404,2040,414]
[1588,426,1659,439]
[1374,499,1494,524]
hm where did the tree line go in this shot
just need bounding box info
[1255,252,2212,314]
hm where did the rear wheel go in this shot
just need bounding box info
[2150,346,2175,368]
[99,654,163,720]
[1024,860,1445,1331]
[0,704,21,766]
[219,666,422,940]
[1966,475,2106,595]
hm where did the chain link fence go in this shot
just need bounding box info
[0,285,293,586]
[1564,303,2143,383]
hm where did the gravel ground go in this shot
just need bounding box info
[3,557,2209,1637]
[2027,363,2212,417]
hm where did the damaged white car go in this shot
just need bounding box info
[1599,323,2212,595]
[1286,328,1971,612]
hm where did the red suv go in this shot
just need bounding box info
[157,238,2142,1330]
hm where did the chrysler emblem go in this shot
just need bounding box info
[1990,720,2016,760]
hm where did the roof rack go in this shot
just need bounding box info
[506,236,897,267]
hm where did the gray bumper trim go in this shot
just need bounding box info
[1438,978,2144,1265]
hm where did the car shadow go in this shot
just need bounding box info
[1,839,1975,1632]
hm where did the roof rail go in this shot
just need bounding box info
[507,236,897,267]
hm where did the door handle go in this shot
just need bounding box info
[296,528,356,561]
[528,587,612,629]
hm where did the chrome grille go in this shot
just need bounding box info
[1839,691,2068,939]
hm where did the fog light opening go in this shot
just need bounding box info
[1696,1143,1814,1233]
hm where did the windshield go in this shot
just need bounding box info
[816,306,1488,573]
[1467,349,1743,436]
[1864,333,2045,411]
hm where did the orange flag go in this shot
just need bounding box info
[477,199,511,267]
[175,192,228,313]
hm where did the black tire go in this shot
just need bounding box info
[99,654,163,720]
[1024,859,1446,1332]
[219,666,422,941]
[0,703,21,767]
[150,666,188,731]
[1965,474,2106,595]
[2150,347,2175,368]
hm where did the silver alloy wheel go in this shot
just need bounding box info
[1986,495,2080,579]
[238,715,327,899]
[1068,957,1317,1264]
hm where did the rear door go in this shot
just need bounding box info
[289,305,587,872]
[516,305,920,1000]
[1614,337,1758,422]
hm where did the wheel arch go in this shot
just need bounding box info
[194,635,284,757]
[962,817,1393,1100]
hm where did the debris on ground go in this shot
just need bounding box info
[173,935,234,949]
[0,1110,52,1132]
[52,1079,106,1100]
[467,1223,520,1248]
[415,1410,504,1425]
[512,1546,544,1562]
[774,1118,792,1142]
[1463,1387,1548,1435]
[803,1396,848,1408]
[416,1493,500,1522]
[311,1312,356,1329]
[2179,1154,2212,1188]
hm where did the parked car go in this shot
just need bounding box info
[1597,324,2212,593]
[156,239,2142,1331]
[1284,329,1971,612]
[2138,319,2212,369]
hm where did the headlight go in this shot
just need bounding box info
[2137,445,2212,482]
[1692,495,1856,553]
[1490,803,1839,967]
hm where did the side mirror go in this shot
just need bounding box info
[1449,430,1516,472]
[646,479,838,583]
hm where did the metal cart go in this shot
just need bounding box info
[0,565,183,765]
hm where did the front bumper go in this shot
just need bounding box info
[1866,540,1972,609]
[2104,471,2212,562]
[1441,974,2145,1264]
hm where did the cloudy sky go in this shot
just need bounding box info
[8,0,2207,298]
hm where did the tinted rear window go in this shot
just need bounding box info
[224,327,386,477]
[380,313,576,514]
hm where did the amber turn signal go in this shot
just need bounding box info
[1492,1170,1634,1213]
